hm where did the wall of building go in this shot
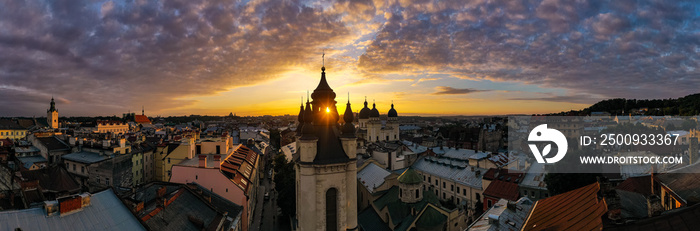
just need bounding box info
[143,150,154,183]
[95,123,129,134]
[0,130,26,139]
[132,152,143,186]
[296,162,357,231]
[170,166,250,231]
[418,170,483,217]
[154,140,194,182]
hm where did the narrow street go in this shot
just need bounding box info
[250,171,285,231]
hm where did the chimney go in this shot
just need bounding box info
[198,155,207,168]
[157,186,167,198]
[44,201,59,217]
[58,195,83,215]
[213,155,221,166]
[80,193,91,208]
[507,201,517,211]
[647,194,663,217]
[488,214,500,225]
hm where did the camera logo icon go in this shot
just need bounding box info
[528,124,568,164]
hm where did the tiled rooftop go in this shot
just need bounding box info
[520,163,547,189]
[522,182,607,231]
[357,162,391,193]
[0,190,145,231]
[468,197,534,231]
[62,151,108,164]
[483,180,520,201]
[413,156,484,189]
[654,162,700,204]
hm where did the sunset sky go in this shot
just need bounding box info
[1,0,699,117]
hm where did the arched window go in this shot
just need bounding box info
[326,188,338,231]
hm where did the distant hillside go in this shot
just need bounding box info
[549,93,700,116]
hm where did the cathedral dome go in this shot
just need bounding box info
[370,103,380,118]
[359,100,370,119]
[388,103,398,118]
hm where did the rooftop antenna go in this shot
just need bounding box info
[322,50,325,67]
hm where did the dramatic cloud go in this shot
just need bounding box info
[432,87,488,95]
[359,0,700,100]
[0,0,350,116]
[1,0,698,116]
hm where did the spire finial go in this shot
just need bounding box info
[322,50,325,67]
[307,90,309,102]
[347,92,350,103]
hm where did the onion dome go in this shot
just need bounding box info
[370,102,380,118]
[359,99,370,119]
[388,102,398,118]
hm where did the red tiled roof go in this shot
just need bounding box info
[616,175,652,196]
[483,180,520,201]
[220,145,258,194]
[134,115,151,124]
[523,182,607,231]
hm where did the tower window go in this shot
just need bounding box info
[326,188,338,231]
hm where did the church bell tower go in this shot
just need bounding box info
[47,97,59,129]
[295,61,358,230]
